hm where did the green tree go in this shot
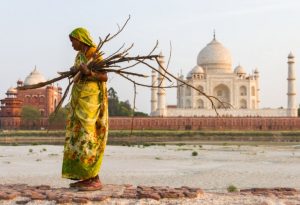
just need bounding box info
[108,87,118,100]
[134,111,148,117]
[118,101,132,116]
[21,105,41,129]
[108,87,148,116]
[108,87,120,116]
[49,107,67,126]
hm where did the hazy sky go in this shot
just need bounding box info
[1,0,300,114]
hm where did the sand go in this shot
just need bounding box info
[1,144,300,191]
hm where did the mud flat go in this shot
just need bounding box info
[0,144,300,204]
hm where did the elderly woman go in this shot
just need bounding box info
[62,28,108,191]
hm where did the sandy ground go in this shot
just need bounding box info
[0,144,300,192]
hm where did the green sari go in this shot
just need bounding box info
[62,28,108,180]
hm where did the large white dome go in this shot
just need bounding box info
[24,67,46,86]
[197,37,232,73]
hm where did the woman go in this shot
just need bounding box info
[62,27,108,191]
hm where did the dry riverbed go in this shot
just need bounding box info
[0,144,300,204]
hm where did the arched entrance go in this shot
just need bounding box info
[213,84,230,108]
[197,99,204,108]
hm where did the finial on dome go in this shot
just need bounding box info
[213,29,216,40]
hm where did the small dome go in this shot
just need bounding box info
[234,65,246,74]
[187,65,205,79]
[186,70,193,78]
[191,65,204,74]
[24,67,46,86]
[6,87,17,94]
[197,37,232,73]
[288,52,294,58]
[254,68,259,74]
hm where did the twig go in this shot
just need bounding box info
[17,73,71,90]
[158,41,172,87]
[119,40,159,71]
[119,73,176,89]
[54,80,73,115]
[130,83,137,135]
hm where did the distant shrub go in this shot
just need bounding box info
[192,151,198,156]
[227,185,238,192]
[176,143,186,146]
[143,143,151,148]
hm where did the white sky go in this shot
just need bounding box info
[1,0,300,114]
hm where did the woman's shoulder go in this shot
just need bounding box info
[86,47,98,60]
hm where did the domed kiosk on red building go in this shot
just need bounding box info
[0,67,62,129]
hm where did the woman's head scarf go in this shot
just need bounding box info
[69,27,96,47]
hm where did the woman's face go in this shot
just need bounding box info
[69,36,82,51]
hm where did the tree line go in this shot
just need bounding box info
[20,87,148,129]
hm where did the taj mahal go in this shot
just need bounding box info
[150,34,297,117]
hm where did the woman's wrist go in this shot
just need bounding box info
[90,70,95,77]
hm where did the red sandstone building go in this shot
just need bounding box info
[0,68,62,129]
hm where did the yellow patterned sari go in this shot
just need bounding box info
[62,29,108,180]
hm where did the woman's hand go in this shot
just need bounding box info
[78,63,91,75]
[69,66,78,74]
[96,71,108,82]
[86,70,108,82]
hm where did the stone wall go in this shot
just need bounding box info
[109,117,300,130]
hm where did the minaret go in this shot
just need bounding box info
[254,68,260,108]
[287,52,297,117]
[150,69,158,116]
[157,52,167,116]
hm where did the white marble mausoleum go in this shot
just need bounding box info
[150,35,297,117]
